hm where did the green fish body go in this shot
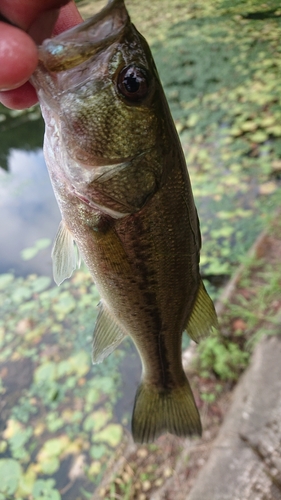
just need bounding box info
[32,0,218,443]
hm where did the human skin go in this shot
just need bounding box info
[0,0,82,109]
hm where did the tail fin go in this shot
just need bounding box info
[132,378,202,443]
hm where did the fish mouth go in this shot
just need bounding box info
[38,0,129,72]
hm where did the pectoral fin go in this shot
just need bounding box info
[92,302,126,364]
[186,279,219,342]
[51,220,80,285]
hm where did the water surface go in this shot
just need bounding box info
[0,147,60,276]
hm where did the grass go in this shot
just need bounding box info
[197,215,281,383]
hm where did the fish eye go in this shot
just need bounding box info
[117,65,149,101]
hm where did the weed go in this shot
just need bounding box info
[197,334,249,381]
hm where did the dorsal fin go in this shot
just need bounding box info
[92,302,126,364]
[51,220,80,285]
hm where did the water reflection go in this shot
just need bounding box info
[0,105,45,172]
[0,148,60,277]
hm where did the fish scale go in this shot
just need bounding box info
[29,0,219,443]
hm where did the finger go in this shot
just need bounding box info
[28,9,60,44]
[0,0,82,108]
[0,81,38,109]
[0,22,38,90]
[0,0,70,30]
[28,1,82,42]
[53,0,83,35]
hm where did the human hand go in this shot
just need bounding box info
[0,0,82,109]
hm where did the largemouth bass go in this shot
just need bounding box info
[31,0,218,443]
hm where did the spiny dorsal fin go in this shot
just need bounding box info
[51,220,80,285]
[186,279,219,343]
[92,302,126,364]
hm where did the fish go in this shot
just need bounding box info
[31,0,218,443]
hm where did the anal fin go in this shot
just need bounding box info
[92,302,126,364]
[186,279,219,342]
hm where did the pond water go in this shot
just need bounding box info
[0,146,60,277]
[0,105,62,278]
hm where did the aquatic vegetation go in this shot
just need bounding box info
[21,239,51,261]
[147,0,281,282]
[0,270,129,499]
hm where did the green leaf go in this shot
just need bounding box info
[84,410,111,433]
[89,444,107,460]
[40,456,60,475]
[7,423,32,460]
[211,226,234,238]
[86,387,100,405]
[35,238,51,250]
[68,351,90,377]
[0,441,7,453]
[46,415,64,433]
[93,424,123,447]
[240,121,257,132]
[32,479,61,500]
[186,113,200,127]
[16,467,36,497]
[20,247,37,260]
[249,131,268,143]
[53,291,76,319]
[98,377,115,394]
[0,459,22,495]
[21,239,51,261]
[39,436,69,457]
[31,276,51,293]
[34,361,57,384]
[11,285,33,303]
[0,273,13,290]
